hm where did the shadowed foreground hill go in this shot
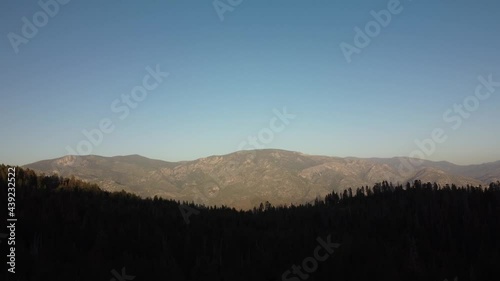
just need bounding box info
[2,165,500,281]
[24,150,500,210]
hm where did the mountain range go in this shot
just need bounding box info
[23,149,500,210]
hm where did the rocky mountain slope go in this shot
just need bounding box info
[23,149,499,209]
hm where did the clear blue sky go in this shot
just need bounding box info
[1,0,499,165]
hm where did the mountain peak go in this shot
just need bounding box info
[22,151,500,209]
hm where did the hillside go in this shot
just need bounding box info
[2,165,500,281]
[24,149,498,209]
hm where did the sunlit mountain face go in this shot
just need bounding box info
[24,149,500,210]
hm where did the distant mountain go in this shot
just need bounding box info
[23,149,499,209]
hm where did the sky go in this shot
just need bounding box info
[1,0,499,166]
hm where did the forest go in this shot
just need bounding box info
[1,164,500,281]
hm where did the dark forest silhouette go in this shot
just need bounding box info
[1,165,500,281]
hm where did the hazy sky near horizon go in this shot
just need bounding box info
[1,0,499,166]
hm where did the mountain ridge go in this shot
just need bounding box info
[22,149,500,209]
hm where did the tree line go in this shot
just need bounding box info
[1,165,499,281]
